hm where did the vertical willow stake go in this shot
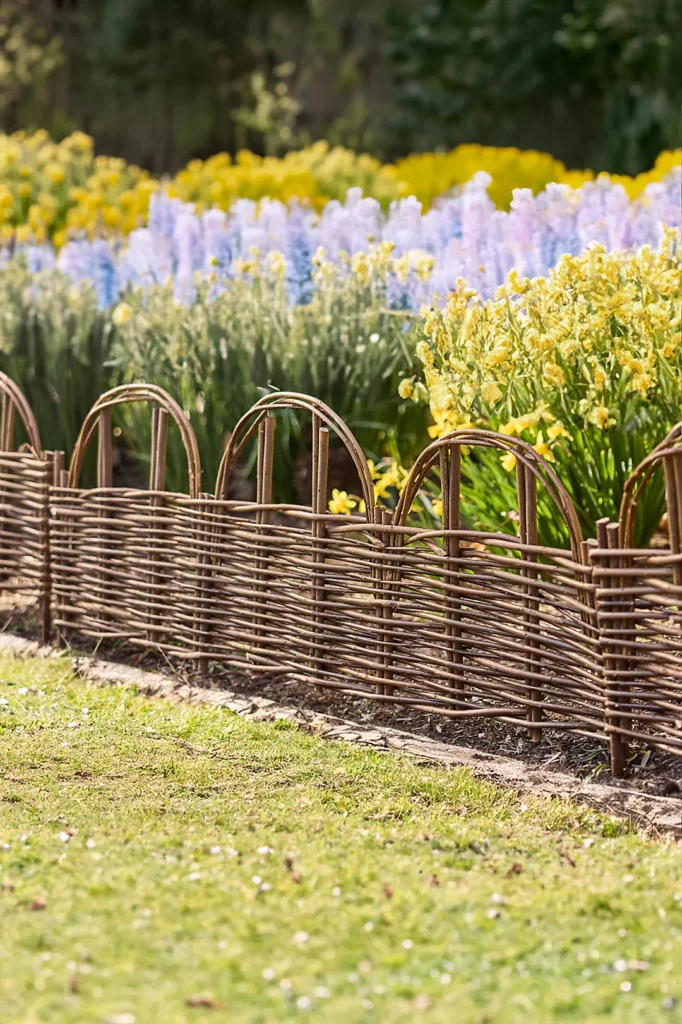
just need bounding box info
[517,460,541,740]
[379,506,395,697]
[147,407,169,645]
[0,392,16,582]
[596,517,628,777]
[254,416,275,657]
[96,407,113,625]
[311,420,329,683]
[40,451,56,643]
[440,445,463,695]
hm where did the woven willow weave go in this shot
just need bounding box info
[4,377,682,776]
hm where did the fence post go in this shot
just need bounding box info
[594,518,629,777]
[517,460,541,740]
[253,415,275,660]
[439,446,464,697]
[147,407,169,645]
[310,418,329,683]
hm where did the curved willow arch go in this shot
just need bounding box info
[68,383,202,498]
[0,371,42,454]
[620,423,682,547]
[395,429,584,557]
[214,392,376,522]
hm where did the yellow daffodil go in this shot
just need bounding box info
[328,489,357,515]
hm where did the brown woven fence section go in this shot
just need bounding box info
[5,374,682,775]
[0,371,53,640]
[50,384,202,655]
[590,427,682,774]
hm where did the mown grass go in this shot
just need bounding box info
[1,654,682,1023]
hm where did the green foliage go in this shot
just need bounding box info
[0,0,62,122]
[0,264,119,466]
[0,261,425,498]
[383,0,680,173]
[115,274,425,496]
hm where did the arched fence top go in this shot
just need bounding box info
[215,392,377,523]
[0,370,42,454]
[620,423,682,548]
[67,383,202,499]
[395,428,584,557]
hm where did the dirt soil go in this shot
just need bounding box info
[3,596,682,802]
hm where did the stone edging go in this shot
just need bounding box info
[1,633,680,836]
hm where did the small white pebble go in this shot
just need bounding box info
[583,838,595,848]
[0,698,8,706]
[519,803,529,813]
[296,996,312,1010]
[18,687,28,695]
[81,708,89,716]
[294,931,309,944]
[487,908,501,920]
[262,968,276,981]
[402,939,413,950]
[66,721,78,729]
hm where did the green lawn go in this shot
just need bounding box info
[1,655,682,1023]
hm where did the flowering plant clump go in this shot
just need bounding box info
[0,128,679,246]
[20,164,679,312]
[0,130,155,246]
[397,232,682,545]
[394,144,681,211]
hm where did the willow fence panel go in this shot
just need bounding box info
[0,371,54,639]
[4,374,682,775]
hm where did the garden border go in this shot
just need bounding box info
[3,377,682,777]
[0,632,679,836]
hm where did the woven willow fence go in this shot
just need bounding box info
[3,374,682,776]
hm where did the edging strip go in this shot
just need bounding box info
[0,633,680,836]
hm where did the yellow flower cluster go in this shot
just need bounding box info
[0,130,155,246]
[402,230,681,470]
[171,141,401,213]
[0,128,678,245]
[326,459,410,515]
[393,144,681,211]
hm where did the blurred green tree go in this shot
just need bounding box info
[383,0,681,173]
